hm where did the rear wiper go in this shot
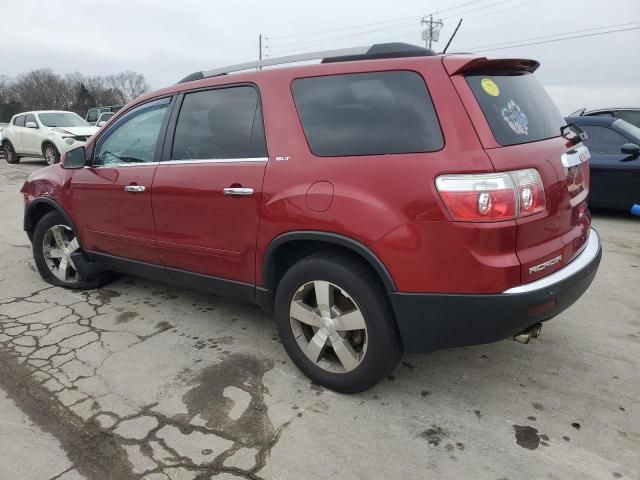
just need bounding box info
[561,123,588,145]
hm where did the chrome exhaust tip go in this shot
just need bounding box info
[512,323,543,344]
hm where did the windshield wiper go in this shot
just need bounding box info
[102,151,145,164]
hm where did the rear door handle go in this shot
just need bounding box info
[223,187,254,196]
[124,185,146,193]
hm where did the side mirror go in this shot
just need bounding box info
[621,143,640,157]
[62,146,86,169]
[25,121,38,129]
[97,121,106,127]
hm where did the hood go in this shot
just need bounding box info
[52,126,99,136]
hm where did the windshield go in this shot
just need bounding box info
[38,112,90,128]
[614,119,640,142]
[466,72,565,146]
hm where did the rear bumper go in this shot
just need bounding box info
[390,228,602,353]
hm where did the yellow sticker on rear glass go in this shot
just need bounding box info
[481,78,500,96]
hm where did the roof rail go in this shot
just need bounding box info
[177,43,435,84]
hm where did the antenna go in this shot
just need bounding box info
[442,19,463,54]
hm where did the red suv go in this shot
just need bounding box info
[21,44,601,392]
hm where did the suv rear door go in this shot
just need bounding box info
[152,84,268,287]
[446,57,591,284]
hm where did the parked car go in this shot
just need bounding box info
[0,123,8,157]
[96,111,114,127]
[86,105,123,125]
[566,115,640,210]
[2,111,98,165]
[570,107,640,128]
[20,43,602,392]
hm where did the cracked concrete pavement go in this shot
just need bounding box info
[1,159,639,480]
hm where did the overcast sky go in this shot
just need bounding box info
[2,0,639,113]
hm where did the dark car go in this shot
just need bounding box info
[570,107,640,128]
[566,116,640,210]
[20,43,601,392]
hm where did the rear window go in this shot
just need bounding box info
[466,72,565,146]
[292,71,444,157]
[14,115,25,127]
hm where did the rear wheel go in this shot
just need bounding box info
[32,211,112,289]
[3,142,20,164]
[43,143,60,166]
[274,252,402,393]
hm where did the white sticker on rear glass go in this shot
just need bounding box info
[501,99,528,135]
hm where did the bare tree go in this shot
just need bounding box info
[106,71,149,104]
[12,69,69,111]
[0,69,150,121]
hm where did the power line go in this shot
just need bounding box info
[268,19,418,49]
[463,25,640,52]
[442,0,514,20]
[459,21,640,51]
[266,0,497,40]
[463,0,541,21]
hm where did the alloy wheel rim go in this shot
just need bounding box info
[289,280,368,373]
[45,147,56,165]
[42,225,80,283]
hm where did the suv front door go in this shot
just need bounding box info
[152,85,268,288]
[22,114,41,155]
[11,115,26,153]
[70,97,173,264]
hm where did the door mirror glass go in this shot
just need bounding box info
[621,143,640,157]
[62,146,86,169]
[25,121,38,129]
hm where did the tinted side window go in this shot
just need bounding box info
[14,116,25,127]
[94,98,170,166]
[172,86,266,160]
[581,125,628,154]
[292,71,443,157]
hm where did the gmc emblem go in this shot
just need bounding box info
[529,255,562,274]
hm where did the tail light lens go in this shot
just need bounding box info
[436,168,545,222]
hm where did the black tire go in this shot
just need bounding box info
[274,252,402,393]
[42,143,60,166]
[32,211,113,289]
[3,141,20,164]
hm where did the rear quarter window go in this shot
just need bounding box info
[292,71,444,157]
[466,73,565,146]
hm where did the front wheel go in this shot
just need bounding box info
[32,211,112,289]
[3,142,20,164]
[274,252,402,393]
[43,143,60,166]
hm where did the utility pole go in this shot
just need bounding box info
[258,34,263,70]
[421,15,443,50]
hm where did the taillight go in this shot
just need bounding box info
[436,169,545,222]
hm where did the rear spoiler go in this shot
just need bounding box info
[443,56,540,76]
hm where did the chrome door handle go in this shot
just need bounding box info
[223,187,254,196]
[124,185,146,192]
